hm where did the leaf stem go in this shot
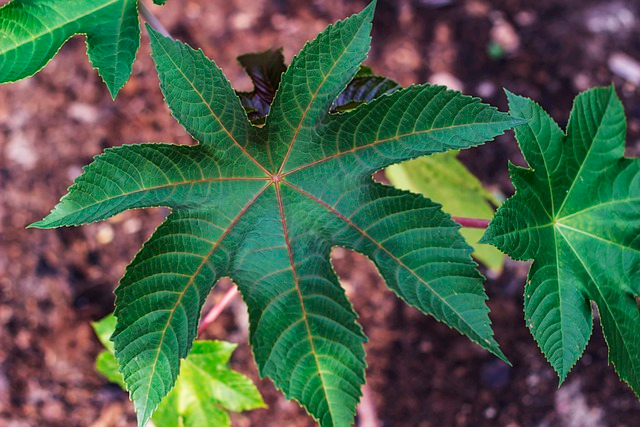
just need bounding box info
[357,384,381,427]
[197,284,239,336]
[452,216,491,229]
[139,2,171,38]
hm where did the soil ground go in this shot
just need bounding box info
[1,0,640,426]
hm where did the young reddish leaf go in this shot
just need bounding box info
[483,87,640,395]
[237,48,287,121]
[331,66,401,112]
[236,51,399,124]
[33,2,521,425]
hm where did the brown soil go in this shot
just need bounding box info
[1,0,640,426]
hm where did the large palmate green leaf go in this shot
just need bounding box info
[387,152,505,272]
[0,0,141,98]
[93,315,265,427]
[483,86,640,395]
[33,2,522,425]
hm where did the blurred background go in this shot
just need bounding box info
[1,0,639,425]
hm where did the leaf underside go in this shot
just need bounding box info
[386,152,505,272]
[93,315,265,427]
[0,0,141,97]
[34,2,522,426]
[483,87,640,396]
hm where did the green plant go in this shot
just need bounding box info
[30,2,524,425]
[1,0,638,426]
[92,314,265,426]
[484,87,640,394]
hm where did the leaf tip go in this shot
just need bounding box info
[478,233,490,245]
[130,386,163,427]
[357,0,377,24]
[145,22,173,49]
[479,224,496,246]
[107,85,120,101]
[27,219,50,229]
[487,341,510,365]
[145,22,163,41]
[135,406,154,427]
[503,93,526,117]
[503,87,520,103]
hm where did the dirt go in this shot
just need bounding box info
[1,0,640,426]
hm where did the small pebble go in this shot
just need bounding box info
[68,103,99,124]
[123,218,142,234]
[585,3,635,33]
[573,73,592,91]
[608,52,640,86]
[67,165,83,182]
[476,81,497,98]
[96,224,114,245]
[429,72,463,91]
[490,14,520,55]
[484,406,497,419]
[231,12,254,30]
[514,10,537,26]
[5,132,38,169]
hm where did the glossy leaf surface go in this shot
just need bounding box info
[483,87,640,395]
[35,3,521,425]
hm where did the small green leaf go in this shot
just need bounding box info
[483,86,640,395]
[96,350,127,388]
[387,152,505,272]
[0,0,141,98]
[152,341,265,427]
[92,314,117,353]
[92,316,265,427]
[38,2,522,425]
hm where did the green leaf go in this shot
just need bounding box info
[96,351,127,388]
[36,3,522,425]
[386,152,505,272]
[483,86,640,395]
[0,0,141,98]
[92,313,118,353]
[153,341,266,427]
[92,316,265,427]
